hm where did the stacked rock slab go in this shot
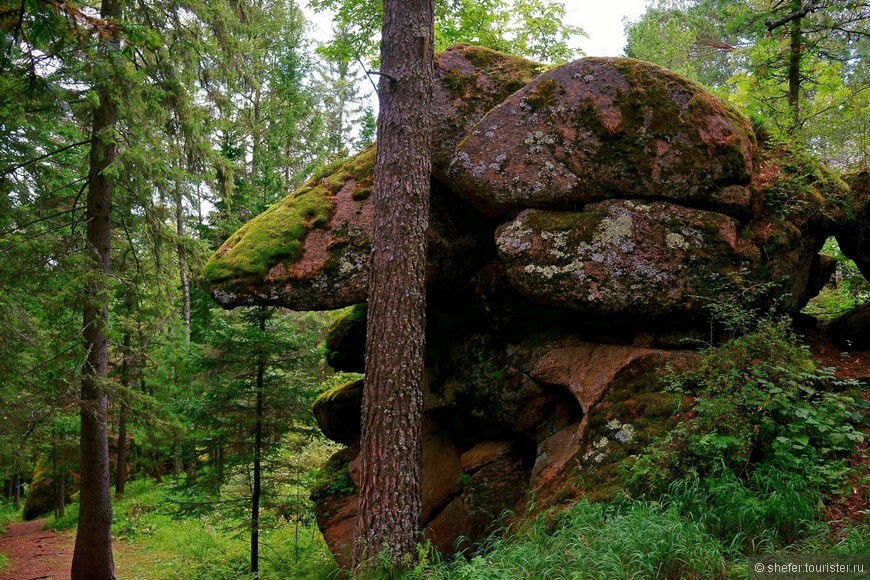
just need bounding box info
[205,47,860,566]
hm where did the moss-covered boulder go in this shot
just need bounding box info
[204,147,375,309]
[547,351,695,503]
[448,57,757,218]
[310,446,358,568]
[324,304,366,373]
[312,380,363,445]
[432,43,548,176]
[205,157,491,310]
[204,44,539,310]
[23,454,73,520]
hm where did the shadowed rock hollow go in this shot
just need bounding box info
[204,45,866,567]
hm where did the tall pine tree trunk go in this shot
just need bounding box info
[353,0,434,570]
[72,0,118,576]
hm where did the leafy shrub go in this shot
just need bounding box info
[803,238,870,320]
[0,498,18,529]
[624,320,866,497]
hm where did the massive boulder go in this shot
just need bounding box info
[432,44,548,175]
[204,45,543,310]
[496,200,745,319]
[204,46,866,566]
[447,58,757,219]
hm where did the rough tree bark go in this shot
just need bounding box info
[251,307,266,577]
[352,0,434,571]
[71,0,119,576]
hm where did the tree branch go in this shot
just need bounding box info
[765,0,820,31]
[1,139,91,177]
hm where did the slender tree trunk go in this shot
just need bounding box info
[251,308,266,577]
[72,1,118,577]
[12,473,19,511]
[115,326,131,496]
[787,0,802,132]
[353,0,434,571]
[56,461,66,519]
[175,184,190,345]
[52,436,65,518]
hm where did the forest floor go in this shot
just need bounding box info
[0,519,74,580]
[0,328,868,580]
[800,323,870,536]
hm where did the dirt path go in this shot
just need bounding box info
[0,520,74,580]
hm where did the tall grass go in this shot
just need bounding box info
[418,499,732,579]
[661,464,825,553]
[0,498,19,572]
[0,498,18,529]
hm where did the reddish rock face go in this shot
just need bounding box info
[431,44,547,177]
[447,58,758,219]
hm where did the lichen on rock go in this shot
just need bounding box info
[447,57,758,218]
[496,200,747,320]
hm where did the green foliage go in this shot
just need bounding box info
[757,139,850,224]
[311,0,585,65]
[803,238,870,320]
[662,465,825,552]
[625,321,866,497]
[0,498,18,530]
[310,447,357,501]
[625,0,870,168]
[415,499,732,579]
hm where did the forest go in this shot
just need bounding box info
[1,0,870,578]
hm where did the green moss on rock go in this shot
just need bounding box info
[310,447,357,503]
[312,379,363,444]
[325,304,367,373]
[203,144,376,288]
[523,78,561,112]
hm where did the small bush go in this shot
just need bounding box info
[625,320,865,497]
[0,498,18,529]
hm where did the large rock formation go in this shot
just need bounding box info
[448,58,757,219]
[837,170,870,280]
[205,47,866,565]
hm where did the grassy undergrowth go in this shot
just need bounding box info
[410,321,869,579]
[30,321,870,579]
[0,498,20,572]
[46,478,338,579]
[802,239,870,320]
